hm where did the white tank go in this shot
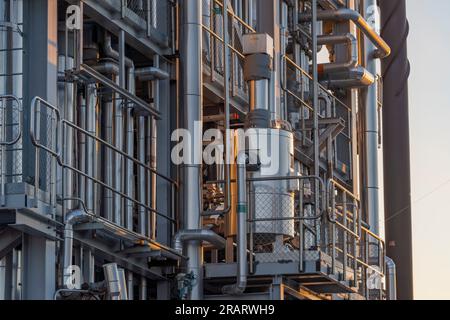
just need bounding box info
[247,128,295,244]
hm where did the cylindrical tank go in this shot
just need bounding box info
[248,128,295,244]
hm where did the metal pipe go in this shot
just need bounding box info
[173,229,226,253]
[299,8,391,58]
[138,115,147,236]
[103,32,133,68]
[181,0,203,300]
[150,55,160,240]
[385,256,397,300]
[135,66,170,81]
[86,84,97,212]
[63,209,91,288]
[92,61,119,75]
[222,152,247,295]
[126,67,135,231]
[317,33,358,74]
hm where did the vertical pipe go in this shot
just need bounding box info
[113,30,126,226]
[78,94,86,206]
[222,152,248,295]
[126,67,135,231]
[138,115,147,236]
[150,56,159,240]
[104,97,113,221]
[363,0,380,235]
[181,0,203,300]
[86,84,96,212]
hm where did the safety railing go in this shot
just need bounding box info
[327,179,385,298]
[202,0,255,97]
[246,175,326,274]
[0,95,23,206]
[29,96,178,245]
[282,55,354,175]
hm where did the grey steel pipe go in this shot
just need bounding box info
[180,0,203,300]
[113,73,123,226]
[222,152,248,295]
[103,32,133,68]
[126,67,135,231]
[92,61,119,75]
[317,33,358,74]
[386,256,397,300]
[299,8,391,58]
[363,0,381,235]
[137,115,147,237]
[135,66,170,81]
[323,66,375,89]
[85,83,97,212]
[63,209,91,288]
[173,229,226,254]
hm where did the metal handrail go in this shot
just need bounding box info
[29,96,178,227]
[0,95,23,206]
[327,178,386,293]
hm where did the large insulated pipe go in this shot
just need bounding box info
[363,0,381,235]
[180,0,203,300]
[299,8,391,58]
[380,0,414,300]
[386,256,397,300]
[63,209,91,288]
[222,152,248,295]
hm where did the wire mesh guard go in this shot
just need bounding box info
[125,0,157,28]
[0,95,23,186]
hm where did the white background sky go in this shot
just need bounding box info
[407,0,450,300]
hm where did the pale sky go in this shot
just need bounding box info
[407,0,450,300]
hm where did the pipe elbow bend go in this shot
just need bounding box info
[65,209,91,226]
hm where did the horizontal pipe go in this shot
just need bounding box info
[222,152,247,295]
[92,61,119,75]
[299,8,391,58]
[322,66,375,88]
[173,229,226,253]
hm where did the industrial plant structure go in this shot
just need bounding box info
[0,0,413,300]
